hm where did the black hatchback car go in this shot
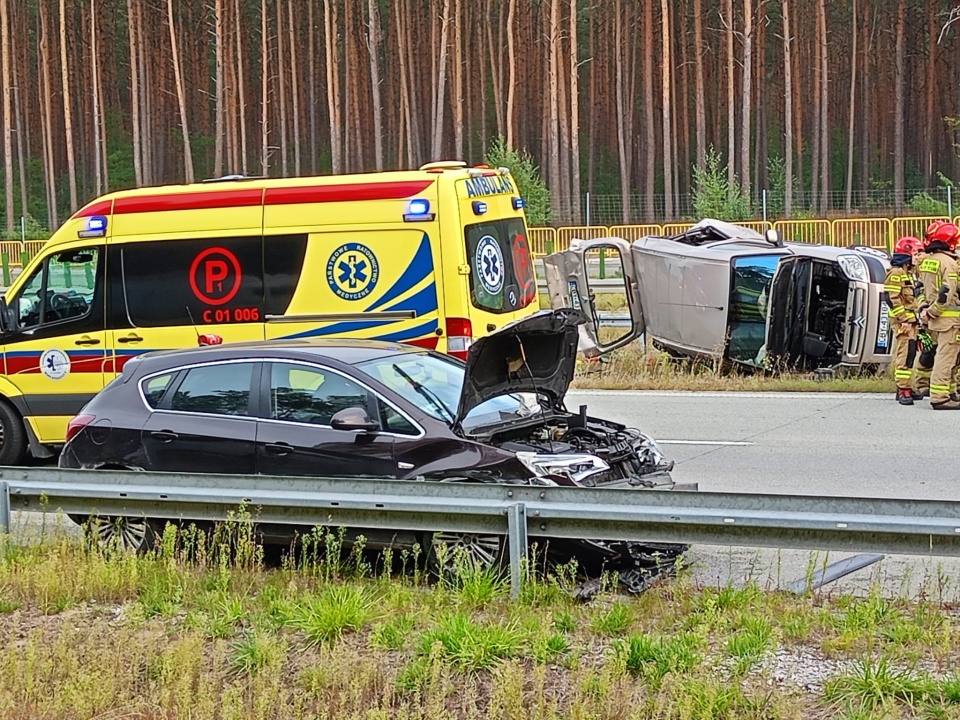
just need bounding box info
[61,310,678,575]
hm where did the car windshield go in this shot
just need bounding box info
[355,352,541,430]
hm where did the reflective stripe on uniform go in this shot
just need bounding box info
[894,370,913,379]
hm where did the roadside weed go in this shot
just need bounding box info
[726,616,774,674]
[591,601,631,636]
[370,614,416,651]
[824,658,936,712]
[228,631,284,677]
[293,584,375,646]
[617,630,703,687]
[417,612,525,671]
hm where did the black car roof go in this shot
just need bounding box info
[130,337,431,371]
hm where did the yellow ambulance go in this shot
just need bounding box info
[0,162,538,463]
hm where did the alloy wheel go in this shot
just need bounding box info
[431,532,503,570]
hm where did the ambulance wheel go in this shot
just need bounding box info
[0,401,27,466]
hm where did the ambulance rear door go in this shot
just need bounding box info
[452,173,538,352]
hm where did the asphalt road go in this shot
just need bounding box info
[567,389,947,499]
[567,389,960,598]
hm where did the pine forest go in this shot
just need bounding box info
[2,0,960,233]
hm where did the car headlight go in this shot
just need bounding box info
[837,254,869,282]
[515,451,610,483]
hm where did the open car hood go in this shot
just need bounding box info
[455,309,585,426]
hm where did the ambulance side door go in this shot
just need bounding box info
[108,237,266,370]
[2,245,107,443]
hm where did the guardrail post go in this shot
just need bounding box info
[546,238,554,254]
[20,251,28,269]
[1,253,8,286]
[506,502,527,598]
[599,248,606,279]
[0,481,9,535]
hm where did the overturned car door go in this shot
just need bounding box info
[541,237,644,357]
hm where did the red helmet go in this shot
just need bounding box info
[894,236,924,255]
[926,220,946,241]
[929,221,960,250]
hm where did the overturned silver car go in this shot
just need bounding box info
[544,219,892,371]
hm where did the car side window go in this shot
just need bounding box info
[170,363,254,416]
[269,362,372,427]
[13,248,100,330]
[381,405,418,435]
[142,372,176,409]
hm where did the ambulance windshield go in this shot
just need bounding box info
[464,218,537,314]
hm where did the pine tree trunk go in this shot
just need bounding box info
[925,5,936,182]
[167,0,194,183]
[431,0,451,160]
[741,0,752,198]
[276,0,288,176]
[811,4,821,214]
[693,0,706,173]
[1,0,13,232]
[450,0,463,161]
[506,0,516,148]
[783,0,793,216]
[214,0,225,178]
[725,0,735,186]
[261,0,270,174]
[569,0,581,224]
[818,0,829,213]
[13,47,27,218]
[894,0,905,214]
[235,0,248,175]
[59,0,78,210]
[38,0,57,226]
[642,0,654,218]
[615,0,630,223]
[395,0,413,167]
[308,0,317,174]
[844,0,857,212]
[366,0,383,170]
[661,0,673,219]
[288,0,301,175]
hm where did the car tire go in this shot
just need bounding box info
[69,513,160,553]
[0,400,28,466]
[425,531,508,577]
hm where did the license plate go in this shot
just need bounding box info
[877,302,890,348]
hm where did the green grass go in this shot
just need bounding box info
[1,521,960,718]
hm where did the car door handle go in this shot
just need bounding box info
[117,334,143,343]
[75,336,101,346]
[149,430,178,443]
[264,442,293,456]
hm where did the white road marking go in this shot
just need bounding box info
[568,389,888,400]
[658,440,755,446]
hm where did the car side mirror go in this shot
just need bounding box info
[330,407,379,433]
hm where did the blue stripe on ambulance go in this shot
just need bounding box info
[365,234,434,312]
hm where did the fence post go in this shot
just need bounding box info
[20,251,28,268]
[0,481,9,535]
[762,190,768,225]
[19,217,25,244]
[949,186,954,221]
[585,192,591,228]
[545,238,554,255]
[599,248,606,279]
[506,502,528,599]
[1,253,9,286]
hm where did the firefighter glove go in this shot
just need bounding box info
[918,330,936,352]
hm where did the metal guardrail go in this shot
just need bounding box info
[3,467,960,596]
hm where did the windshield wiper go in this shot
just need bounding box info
[391,364,455,422]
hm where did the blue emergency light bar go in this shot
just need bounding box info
[78,215,108,238]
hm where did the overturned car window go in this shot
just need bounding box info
[728,255,780,366]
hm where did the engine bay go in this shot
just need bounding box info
[488,404,675,488]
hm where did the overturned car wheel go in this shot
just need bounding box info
[426,532,507,576]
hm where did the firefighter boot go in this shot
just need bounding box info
[897,388,915,405]
[932,399,960,409]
